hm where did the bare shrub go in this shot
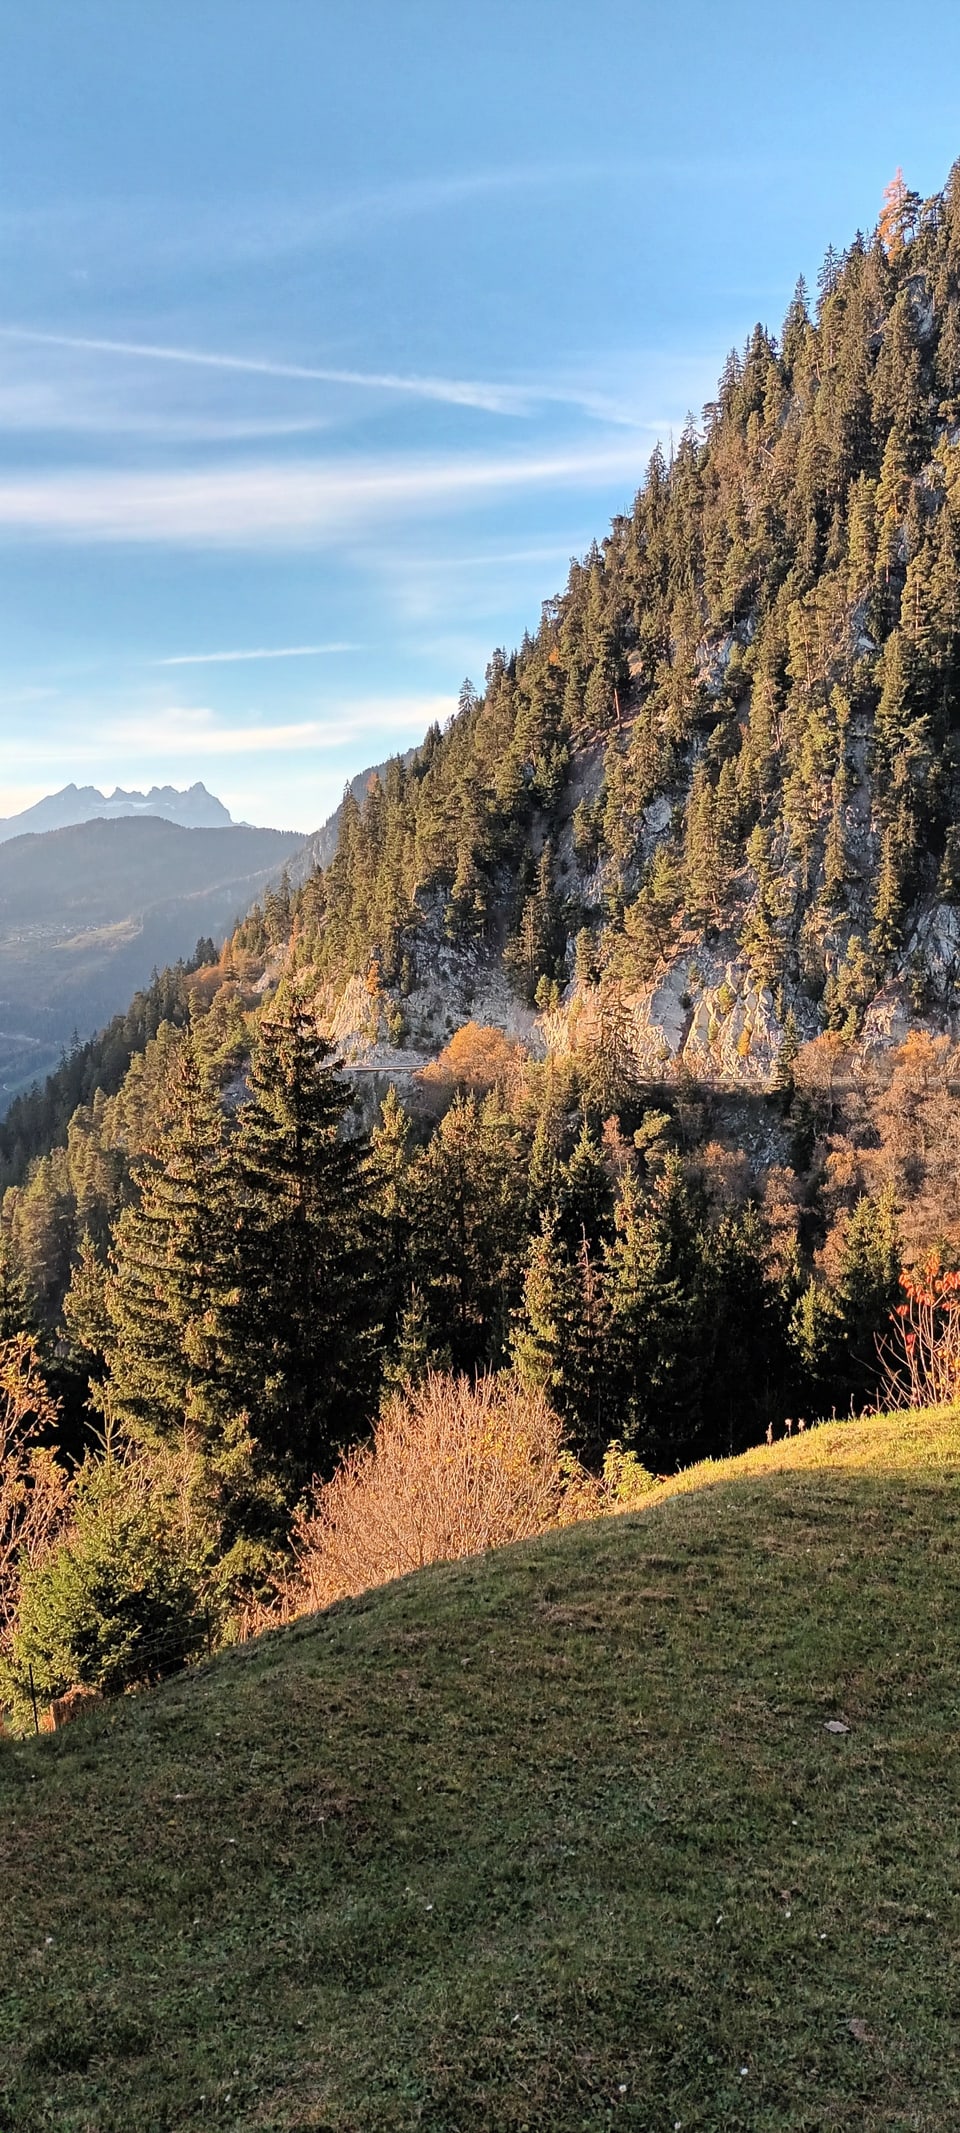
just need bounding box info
[0,1336,72,1653]
[878,1256,960,1409]
[291,1373,570,1609]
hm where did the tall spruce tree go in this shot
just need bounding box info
[513,1216,609,1462]
[227,994,379,1494]
[96,1028,236,1453]
[403,1089,527,1374]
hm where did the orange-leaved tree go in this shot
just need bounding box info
[417,1021,523,1106]
[878,168,920,260]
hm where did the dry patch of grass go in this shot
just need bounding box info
[2,1405,960,2130]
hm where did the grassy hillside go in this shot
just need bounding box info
[2,1409,960,2131]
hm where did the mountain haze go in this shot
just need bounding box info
[0,780,234,844]
[0,816,302,1109]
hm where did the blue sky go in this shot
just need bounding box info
[2,0,960,831]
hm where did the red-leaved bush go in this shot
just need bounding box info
[879,1255,960,1409]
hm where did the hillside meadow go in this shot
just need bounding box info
[1,1406,959,2131]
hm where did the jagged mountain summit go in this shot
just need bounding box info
[276,161,960,1089]
[0,780,233,843]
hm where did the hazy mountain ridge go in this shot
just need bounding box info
[0,780,234,843]
[0,815,303,1109]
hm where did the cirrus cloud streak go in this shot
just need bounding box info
[0,443,646,546]
[157,642,357,665]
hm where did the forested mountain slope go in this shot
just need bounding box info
[7,166,960,1487]
[282,163,960,1085]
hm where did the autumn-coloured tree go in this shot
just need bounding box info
[0,1335,71,1651]
[878,168,920,259]
[417,1021,523,1104]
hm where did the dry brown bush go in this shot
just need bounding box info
[290,1373,573,1611]
[0,1335,72,1653]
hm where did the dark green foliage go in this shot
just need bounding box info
[96,1031,236,1453]
[266,162,960,1035]
[6,1451,207,1708]
[791,1188,902,1413]
[515,1151,785,1470]
[226,996,380,1494]
[0,1232,36,1340]
[513,1217,609,1459]
[399,1091,528,1376]
[601,1162,780,1467]
[61,1235,111,1378]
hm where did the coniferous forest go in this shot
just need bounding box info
[7,165,960,1712]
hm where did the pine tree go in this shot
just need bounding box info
[97,1030,236,1452]
[62,1234,111,1378]
[834,1186,901,1403]
[555,1124,614,1249]
[878,168,920,260]
[384,1284,444,1389]
[513,1217,608,1460]
[0,1232,36,1341]
[602,1161,700,1466]
[228,995,379,1493]
[404,1091,527,1374]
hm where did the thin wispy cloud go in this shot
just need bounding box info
[0,163,635,279]
[0,443,645,546]
[0,327,668,430]
[0,696,452,770]
[157,643,357,666]
[108,698,454,755]
[0,371,336,442]
[0,328,534,417]
[0,155,786,273]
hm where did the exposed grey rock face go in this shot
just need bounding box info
[861,986,912,1054]
[902,901,960,1012]
[542,955,783,1090]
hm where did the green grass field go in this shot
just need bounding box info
[3,1408,960,2131]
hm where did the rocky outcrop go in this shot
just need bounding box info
[545,954,784,1090]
